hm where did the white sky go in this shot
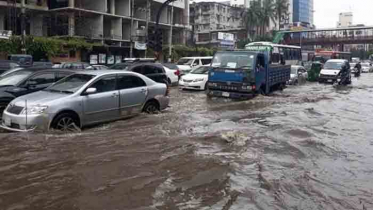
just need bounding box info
[192,0,373,29]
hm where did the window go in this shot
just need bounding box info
[117,75,146,90]
[201,59,212,65]
[28,73,55,85]
[132,66,143,74]
[143,65,163,74]
[89,76,116,93]
[56,72,73,81]
[193,59,199,66]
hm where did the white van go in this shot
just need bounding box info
[176,56,213,74]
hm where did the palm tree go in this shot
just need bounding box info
[260,0,276,35]
[274,0,290,30]
[242,1,260,40]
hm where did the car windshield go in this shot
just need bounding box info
[177,59,194,65]
[46,74,94,93]
[110,64,129,70]
[291,67,298,74]
[191,66,209,74]
[0,70,32,86]
[211,52,254,69]
[362,63,370,67]
[324,61,344,70]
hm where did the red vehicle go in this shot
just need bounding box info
[313,50,352,63]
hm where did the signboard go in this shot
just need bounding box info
[107,55,115,64]
[135,41,147,50]
[99,54,106,64]
[218,32,234,42]
[245,45,271,51]
[0,30,12,39]
[90,55,98,64]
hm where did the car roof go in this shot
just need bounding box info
[291,65,303,68]
[180,57,213,59]
[70,70,139,76]
[327,59,347,62]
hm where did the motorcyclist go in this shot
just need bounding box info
[355,62,362,74]
[338,63,350,85]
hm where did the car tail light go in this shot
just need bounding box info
[174,70,180,76]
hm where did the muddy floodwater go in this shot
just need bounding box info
[1,75,373,210]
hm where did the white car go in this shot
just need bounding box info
[179,65,210,90]
[176,57,213,74]
[361,63,371,73]
[289,65,308,85]
[163,66,179,85]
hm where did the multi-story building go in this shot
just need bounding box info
[0,0,191,63]
[190,1,245,49]
[337,12,353,28]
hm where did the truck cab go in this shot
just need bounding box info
[207,51,268,98]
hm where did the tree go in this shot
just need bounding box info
[260,0,276,35]
[274,0,289,30]
[242,1,260,41]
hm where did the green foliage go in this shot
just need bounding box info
[0,36,98,60]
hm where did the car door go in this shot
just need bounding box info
[21,72,56,95]
[82,75,119,125]
[117,74,148,116]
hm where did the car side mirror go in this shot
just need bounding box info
[85,87,97,95]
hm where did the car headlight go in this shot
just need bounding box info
[193,78,204,82]
[21,105,48,115]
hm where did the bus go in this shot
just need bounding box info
[245,42,302,65]
[313,50,352,63]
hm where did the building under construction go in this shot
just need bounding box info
[0,0,191,63]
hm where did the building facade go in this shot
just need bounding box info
[190,1,245,49]
[0,0,191,63]
[292,0,314,28]
[337,12,353,28]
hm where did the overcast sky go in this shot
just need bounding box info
[192,0,373,29]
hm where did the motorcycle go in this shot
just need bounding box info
[337,70,351,85]
[354,67,361,77]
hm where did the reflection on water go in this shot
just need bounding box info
[1,76,373,209]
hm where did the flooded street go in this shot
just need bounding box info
[1,75,373,210]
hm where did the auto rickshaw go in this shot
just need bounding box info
[307,61,323,82]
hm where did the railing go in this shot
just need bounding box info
[285,35,373,45]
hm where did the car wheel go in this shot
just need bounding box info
[143,101,160,114]
[167,78,172,86]
[51,113,80,132]
[204,83,208,91]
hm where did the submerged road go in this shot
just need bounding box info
[0,74,373,210]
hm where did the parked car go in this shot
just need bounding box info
[0,68,76,115]
[318,59,351,84]
[8,54,33,67]
[60,62,93,70]
[109,62,133,70]
[361,63,371,73]
[0,60,20,75]
[176,57,213,74]
[179,65,210,90]
[33,61,53,68]
[163,66,180,85]
[92,65,109,70]
[289,65,308,85]
[163,63,181,79]
[126,63,169,85]
[0,71,169,132]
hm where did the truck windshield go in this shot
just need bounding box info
[324,61,343,70]
[211,52,254,69]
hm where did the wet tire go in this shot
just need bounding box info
[143,101,160,114]
[51,113,80,132]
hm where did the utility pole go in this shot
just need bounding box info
[21,0,26,54]
[168,3,174,62]
[145,0,150,58]
[129,0,134,58]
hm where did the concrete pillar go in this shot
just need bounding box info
[30,15,43,36]
[110,0,115,15]
[68,13,75,36]
[184,0,190,25]
[69,0,75,8]
[0,13,4,31]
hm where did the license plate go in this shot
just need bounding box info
[327,79,333,82]
[4,117,11,126]
[222,92,230,97]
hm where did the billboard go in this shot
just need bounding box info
[0,30,12,40]
[218,32,234,42]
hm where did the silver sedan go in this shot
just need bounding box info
[1,71,169,132]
